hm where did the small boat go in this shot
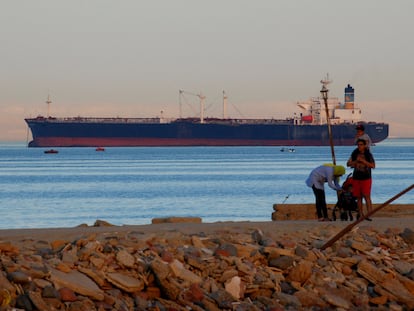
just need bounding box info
[95,147,105,151]
[44,149,58,154]
[280,147,295,153]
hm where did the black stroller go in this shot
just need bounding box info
[332,174,359,221]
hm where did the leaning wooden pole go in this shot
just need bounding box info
[320,76,336,165]
[320,184,414,250]
[323,93,336,165]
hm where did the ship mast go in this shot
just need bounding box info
[45,94,52,118]
[198,92,205,124]
[222,90,228,119]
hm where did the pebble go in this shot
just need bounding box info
[1,220,414,310]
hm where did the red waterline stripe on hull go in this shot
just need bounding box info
[29,137,356,147]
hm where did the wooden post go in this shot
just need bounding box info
[324,95,336,165]
[320,82,336,165]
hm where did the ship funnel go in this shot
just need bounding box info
[344,84,354,109]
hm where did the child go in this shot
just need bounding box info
[337,182,358,221]
[355,124,372,149]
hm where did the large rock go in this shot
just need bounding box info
[357,260,414,309]
[169,259,202,284]
[105,272,145,293]
[286,260,313,285]
[151,217,202,224]
[49,267,104,301]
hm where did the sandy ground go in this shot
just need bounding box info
[0,204,413,246]
[1,217,414,247]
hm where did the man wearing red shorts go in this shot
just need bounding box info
[347,139,376,220]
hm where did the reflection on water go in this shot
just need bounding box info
[0,139,413,229]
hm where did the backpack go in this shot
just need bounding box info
[342,173,353,190]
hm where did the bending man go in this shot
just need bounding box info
[306,164,345,221]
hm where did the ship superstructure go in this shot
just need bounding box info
[296,84,361,126]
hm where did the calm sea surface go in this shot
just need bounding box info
[0,139,413,229]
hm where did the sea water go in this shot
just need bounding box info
[0,138,413,229]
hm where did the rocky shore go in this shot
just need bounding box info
[1,214,414,310]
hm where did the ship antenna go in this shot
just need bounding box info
[179,90,183,119]
[223,90,228,119]
[320,73,332,89]
[46,94,52,118]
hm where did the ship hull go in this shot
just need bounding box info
[25,119,389,147]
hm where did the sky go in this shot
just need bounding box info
[1,0,413,141]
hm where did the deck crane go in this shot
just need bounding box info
[179,90,206,123]
[179,90,231,121]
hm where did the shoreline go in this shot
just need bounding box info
[1,203,413,241]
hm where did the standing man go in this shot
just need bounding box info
[355,124,372,149]
[347,139,375,221]
[306,164,345,221]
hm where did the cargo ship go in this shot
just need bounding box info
[25,82,389,147]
